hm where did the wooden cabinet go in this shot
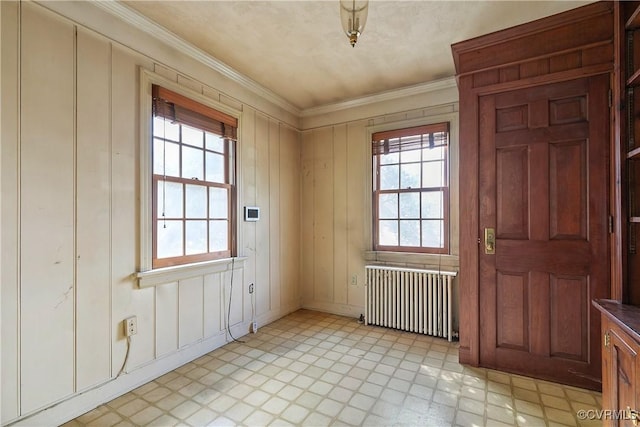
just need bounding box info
[596,2,640,421]
[618,1,640,305]
[594,300,640,426]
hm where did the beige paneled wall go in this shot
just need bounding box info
[19,4,75,412]
[301,120,370,317]
[300,102,459,319]
[0,2,300,424]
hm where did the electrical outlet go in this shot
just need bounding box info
[251,321,258,333]
[124,316,137,337]
[351,275,358,286]
[249,283,254,294]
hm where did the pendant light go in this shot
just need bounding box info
[340,0,369,47]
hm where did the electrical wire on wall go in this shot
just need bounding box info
[16,328,133,423]
[251,284,256,332]
[116,336,132,377]
[226,257,244,343]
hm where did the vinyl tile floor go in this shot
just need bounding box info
[65,309,602,426]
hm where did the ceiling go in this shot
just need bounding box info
[122,0,593,111]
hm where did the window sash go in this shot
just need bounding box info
[152,175,233,268]
[374,188,450,253]
[153,133,230,183]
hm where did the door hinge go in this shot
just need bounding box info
[609,215,614,234]
[604,331,610,348]
[609,89,613,108]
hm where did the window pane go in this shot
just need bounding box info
[157,220,183,258]
[422,160,445,187]
[400,148,421,163]
[399,193,420,218]
[400,163,420,189]
[185,220,207,255]
[379,152,399,165]
[209,187,228,219]
[379,220,398,246]
[157,180,183,218]
[185,184,207,218]
[153,116,179,141]
[206,132,225,152]
[206,152,225,183]
[154,140,180,177]
[422,146,445,161]
[422,220,444,248]
[421,191,444,218]
[379,193,398,219]
[153,138,164,175]
[209,220,228,252]
[380,165,399,190]
[182,146,204,180]
[400,220,420,246]
[182,125,204,148]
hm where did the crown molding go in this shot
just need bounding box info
[92,1,458,121]
[92,0,302,116]
[300,77,458,118]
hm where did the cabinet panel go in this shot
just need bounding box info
[609,328,637,424]
[596,301,640,427]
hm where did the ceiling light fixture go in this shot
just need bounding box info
[340,0,369,47]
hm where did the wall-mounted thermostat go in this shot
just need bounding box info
[244,206,260,221]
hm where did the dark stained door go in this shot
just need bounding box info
[478,75,610,389]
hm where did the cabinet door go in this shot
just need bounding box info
[609,325,638,426]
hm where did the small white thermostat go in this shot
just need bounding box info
[244,206,260,221]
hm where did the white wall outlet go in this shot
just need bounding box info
[251,321,258,333]
[124,316,137,337]
[351,275,358,286]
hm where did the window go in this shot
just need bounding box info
[151,85,237,268]
[372,123,449,253]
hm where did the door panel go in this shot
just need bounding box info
[479,75,610,389]
[549,140,587,240]
[496,271,529,351]
[496,147,529,239]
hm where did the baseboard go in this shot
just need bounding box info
[10,304,301,426]
[253,303,301,331]
[9,331,241,426]
[301,300,364,319]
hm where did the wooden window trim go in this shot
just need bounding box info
[153,85,237,141]
[151,86,236,269]
[153,85,237,128]
[372,123,450,254]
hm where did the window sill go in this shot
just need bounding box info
[364,251,459,271]
[136,256,247,288]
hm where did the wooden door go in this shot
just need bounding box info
[478,75,610,389]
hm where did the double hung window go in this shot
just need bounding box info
[372,123,450,253]
[152,85,237,268]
